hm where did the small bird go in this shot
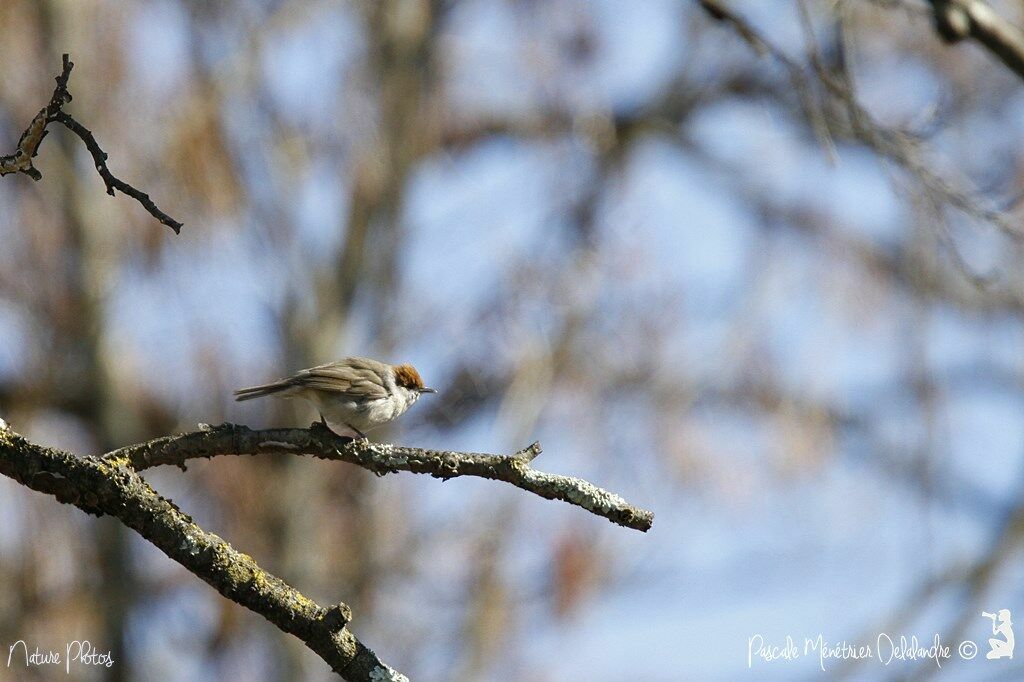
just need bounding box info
[234,356,436,438]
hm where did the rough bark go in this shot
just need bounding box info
[106,422,655,532]
[0,422,407,681]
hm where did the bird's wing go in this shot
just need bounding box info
[289,358,389,400]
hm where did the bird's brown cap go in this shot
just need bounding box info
[393,363,433,392]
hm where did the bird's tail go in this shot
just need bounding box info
[233,380,294,401]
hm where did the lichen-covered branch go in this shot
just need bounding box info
[0,423,406,682]
[104,423,656,532]
[0,54,182,233]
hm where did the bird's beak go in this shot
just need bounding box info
[420,387,437,394]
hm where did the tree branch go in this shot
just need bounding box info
[928,0,1024,81]
[0,422,406,681]
[0,416,652,676]
[0,54,182,233]
[104,423,656,532]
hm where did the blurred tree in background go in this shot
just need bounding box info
[4,0,1024,679]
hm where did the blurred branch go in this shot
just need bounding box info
[0,54,182,233]
[927,0,1024,80]
[104,423,656,532]
[0,423,405,682]
[695,0,1019,237]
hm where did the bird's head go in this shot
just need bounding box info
[393,363,437,398]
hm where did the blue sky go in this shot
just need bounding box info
[3,1,1024,679]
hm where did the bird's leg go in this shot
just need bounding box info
[319,413,328,428]
[346,423,367,439]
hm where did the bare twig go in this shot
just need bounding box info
[928,0,1024,80]
[103,423,656,532]
[0,54,182,233]
[0,425,405,681]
